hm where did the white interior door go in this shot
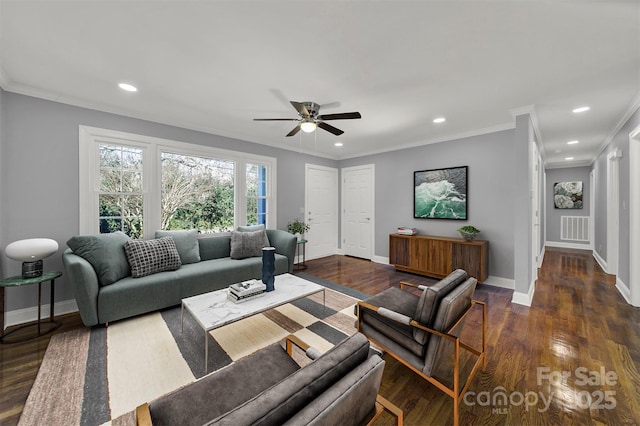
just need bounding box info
[305,164,338,260]
[342,165,374,260]
[531,149,541,275]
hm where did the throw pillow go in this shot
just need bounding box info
[154,229,201,264]
[237,224,270,247]
[66,231,131,286]
[124,237,182,278]
[230,230,265,259]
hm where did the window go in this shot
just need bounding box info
[99,144,145,238]
[161,152,235,233]
[246,163,267,226]
[79,126,276,237]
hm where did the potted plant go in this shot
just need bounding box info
[457,225,480,241]
[287,218,310,240]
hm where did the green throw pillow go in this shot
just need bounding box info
[155,229,201,264]
[237,224,270,247]
[66,231,131,286]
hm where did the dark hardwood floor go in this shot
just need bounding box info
[1,247,639,425]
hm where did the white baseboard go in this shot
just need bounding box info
[4,299,79,329]
[372,255,389,265]
[483,276,515,289]
[512,279,536,307]
[545,241,591,251]
[538,246,546,268]
[593,250,608,273]
[615,277,631,304]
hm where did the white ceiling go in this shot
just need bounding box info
[1,1,638,167]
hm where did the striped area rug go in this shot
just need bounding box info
[19,276,364,426]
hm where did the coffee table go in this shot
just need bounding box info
[181,273,325,372]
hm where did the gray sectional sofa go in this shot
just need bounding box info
[136,332,402,426]
[63,228,297,327]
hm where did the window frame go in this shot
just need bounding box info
[79,126,277,237]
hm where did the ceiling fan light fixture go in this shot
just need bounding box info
[301,121,317,133]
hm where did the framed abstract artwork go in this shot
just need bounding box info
[554,181,583,209]
[414,166,468,220]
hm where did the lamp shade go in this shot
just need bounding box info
[300,121,317,133]
[5,238,59,262]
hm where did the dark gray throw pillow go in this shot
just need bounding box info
[237,224,270,247]
[66,231,131,286]
[230,230,265,259]
[124,237,182,278]
[154,229,201,264]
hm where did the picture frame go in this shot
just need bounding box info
[553,181,583,209]
[414,166,468,220]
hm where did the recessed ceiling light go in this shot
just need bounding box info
[433,117,446,124]
[565,157,574,160]
[572,106,590,113]
[334,142,343,147]
[567,140,579,145]
[118,83,138,92]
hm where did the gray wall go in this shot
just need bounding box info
[593,106,640,287]
[339,129,516,280]
[546,166,591,245]
[0,89,4,279]
[0,92,337,311]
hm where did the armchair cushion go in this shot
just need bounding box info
[414,269,468,344]
[359,287,425,357]
[423,277,477,377]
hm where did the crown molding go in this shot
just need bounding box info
[594,90,640,160]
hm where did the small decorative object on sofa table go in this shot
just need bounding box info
[457,225,480,241]
[286,218,310,240]
[5,238,59,278]
[262,247,276,291]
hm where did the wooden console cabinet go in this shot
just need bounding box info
[389,234,489,282]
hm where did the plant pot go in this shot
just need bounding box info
[460,232,477,241]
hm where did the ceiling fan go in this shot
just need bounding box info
[254,101,361,137]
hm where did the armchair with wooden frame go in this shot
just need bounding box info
[356,269,486,426]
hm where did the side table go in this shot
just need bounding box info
[294,239,308,271]
[0,271,62,344]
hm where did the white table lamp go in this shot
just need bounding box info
[5,238,59,278]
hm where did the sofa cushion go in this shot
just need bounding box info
[284,354,385,426]
[124,237,182,278]
[66,231,131,286]
[414,269,468,344]
[150,342,300,426]
[230,230,264,259]
[155,229,201,264]
[423,277,477,377]
[208,333,371,425]
[198,235,231,261]
[359,287,424,357]
[237,224,270,247]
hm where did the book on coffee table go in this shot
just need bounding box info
[229,279,266,297]
[227,290,265,303]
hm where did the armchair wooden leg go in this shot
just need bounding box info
[366,394,403,426]
[136,402,152,426]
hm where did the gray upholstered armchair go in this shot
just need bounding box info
[356,269,486,426]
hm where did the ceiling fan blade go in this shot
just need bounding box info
[290,101,310,117]
[253,118,298,121]
[286,125,302,137]
[317,112,361,120]
[317,122,344,136]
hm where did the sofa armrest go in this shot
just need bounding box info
[266,229,297,273]
[286,334,322,360]
[62,248,100,326]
